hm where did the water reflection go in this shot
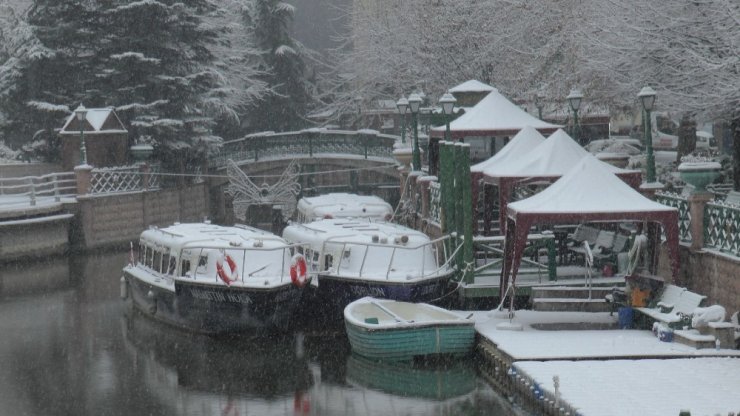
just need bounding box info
[0,251,523,416]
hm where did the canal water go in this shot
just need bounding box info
[0,251,526,416]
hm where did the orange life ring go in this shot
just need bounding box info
[290,254,308,287]
[217,254,239,285]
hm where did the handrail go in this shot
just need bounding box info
[0,172,77,207]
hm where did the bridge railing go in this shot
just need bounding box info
[209,129,398,168]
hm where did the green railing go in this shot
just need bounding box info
[656,192,692,242]
[209,129,398,168]
[704,200,740,256]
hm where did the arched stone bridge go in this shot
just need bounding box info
[207,129,404,220]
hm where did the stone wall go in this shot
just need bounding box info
[657,244,739,317]
[0,214,72,261]
[75,183,208,250]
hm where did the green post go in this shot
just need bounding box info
[412,112,421,171]
[453,144,464,272]
[457,143,474,284]
[546,236,557,280]
[644,108,655,183]
[400,113,406,145]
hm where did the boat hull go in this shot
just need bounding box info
[124,271,304,334]
[315,274,452,314]
[344,320,475,362]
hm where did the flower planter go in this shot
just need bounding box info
[596,152,630,169]
[678,161,721,193]
[130,144,154,163]
[392,146,413,168]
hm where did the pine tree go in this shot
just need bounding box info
[249,0,312,132]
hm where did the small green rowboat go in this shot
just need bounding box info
[343,297,476,361]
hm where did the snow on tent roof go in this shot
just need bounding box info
[430,89,561,137]
[507,155,676,215]
[448,79,496,93]
[482,129,632,178]
[471,125,545,173]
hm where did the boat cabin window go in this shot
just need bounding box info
[152,250,162,274]
[324,254,333,271]
[196,255,208,274]
[166,255,177,275]
[180,260,191,276]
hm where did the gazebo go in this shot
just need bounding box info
[501,155,680,297]
[479,129,642,234]
[428,86,561,174]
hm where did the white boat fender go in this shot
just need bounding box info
[147,290,157,315]
[290,254,308,287]
[120,276,128,299]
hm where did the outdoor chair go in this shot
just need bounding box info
[593,233,630,271]
[568,229,614,265]
[565,224,599,263]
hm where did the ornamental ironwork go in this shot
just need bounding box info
[225,159,301,222]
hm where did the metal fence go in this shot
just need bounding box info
[210,129,397,168]
[89,165,161,194]
[704,200,740,257]
[656,192,692,242]
[429,181,441,225]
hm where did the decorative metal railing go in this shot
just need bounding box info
[0,172,77,207]
[209,129,398,168]
[656,192,692,242]
[429,181,441,225]
[89,165,160,195]
[704,200,740,256]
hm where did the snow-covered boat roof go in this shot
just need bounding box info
[282,218,431,248]
[296,193,393,221]
[139,222,289,252]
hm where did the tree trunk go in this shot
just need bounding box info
[676,113,697,164]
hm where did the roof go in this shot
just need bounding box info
[482,129,637,178]
[296,193,393,221]
[448,80,496,93]
[507,155,676,216]
[470,126,546,173]
[59,107,128,135]
[430,89,561,138]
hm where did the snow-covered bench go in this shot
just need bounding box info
[634,284,706,329]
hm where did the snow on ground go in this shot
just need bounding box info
[469,310,740,360]
[514,357,740,416]
[456,309,740,415]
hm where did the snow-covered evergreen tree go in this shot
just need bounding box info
[249,0,312,132]
[0,0,231,168]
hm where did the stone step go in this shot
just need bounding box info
[532,297,613,313]
[531,286,618,300]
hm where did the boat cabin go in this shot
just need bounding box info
[294,193,393,223]
[281,218,451,281]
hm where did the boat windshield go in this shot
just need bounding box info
[322,237,450,280]
[181,245,292,285]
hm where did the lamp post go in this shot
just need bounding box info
[566,89,583,145]
[408,93,422,171]
[74,104,88,165]
[638,86,657,184]
[439,92,456,142]
[396,97,409,145]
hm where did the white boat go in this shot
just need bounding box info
[122,222,309,334]
[344,297,476,361]
[281,218,455,312]
[294,193,393,223]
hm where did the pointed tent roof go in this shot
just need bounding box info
[430,89,561,139]
[471,126,546,173]
[482,129,637,179]
[501,155,681,296]
[448,80,496,93]
[507,155,676,216]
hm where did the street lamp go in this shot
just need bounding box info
[408,93,423,171]
[566,89,583,145]
[74,104,88,165]
[638,86,657,184]
[439,92,456,142]
[396,97,409,145]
